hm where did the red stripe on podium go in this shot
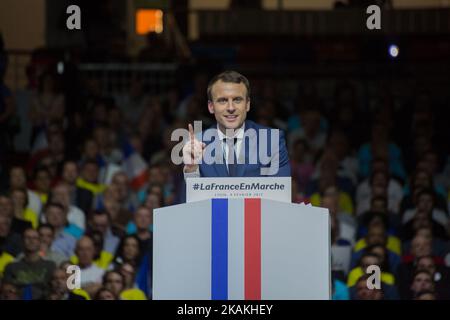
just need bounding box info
[244,198,261,300]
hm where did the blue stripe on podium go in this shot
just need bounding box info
[211,198,228,300]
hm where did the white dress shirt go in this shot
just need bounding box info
[184,123,245,179]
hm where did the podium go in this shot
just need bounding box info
[153,197,331,300]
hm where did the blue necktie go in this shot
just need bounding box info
[224,138,238,177]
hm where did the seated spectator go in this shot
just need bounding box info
[61,160,94,214]
[111,233,151,296]
[327,130,359,186]
[310,149,355,196]
[43,202,78,259]
[71,230,113,270]
[30,166,52,204]
[48,183,86,231]
[0,281,20,300]
[126,206,153,253]
[118,262,150,300]
[402,226,448,258]
[74,235,105,297]
[96,171,139,214]
[353,223,401,256]
[402,188,449,232]
[14,224,66,267]
[8,166,42,216]
[358,121,406,181]
[323,185,357,244]
[101,186,132,234]
[349,274,398,300]
[357,197,401,238]
[76,160,106,196]
[350,244,401,277]
[3,228,55,299]
[308,169,354,216]
[356,166,403,216]
[400,170,448,213]
[408,270,436,300]
[397,234,446,298]
[347,252,395,287]
[88,210,120,255]
[330,213,353,278]
[103,270,147,300]
[47,268,87,300]
[414,255,450,299]
[288,108,327,158]
[10,188,38,229]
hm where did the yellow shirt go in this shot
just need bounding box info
[353,236,402,256]
[72,288,91,300]
[120,288,147,300]
[0,251,15,277]
[70,251,114,270]
[76,178,106,195]
[310,191,354,215]
[347,267,395,287]
[23,208,39,229]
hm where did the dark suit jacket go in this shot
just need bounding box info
[177,120,291,203]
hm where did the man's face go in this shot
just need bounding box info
[92,214,109,235]
[417,194,433,213]
[104,272,124,296]
[135,208,152,230]
[82,163,99,183]
[0,196,14,218]
[123,237,140,261]
[366,227,386,246]
[35,171,51,192]
[45,206,66,229]
[62,162,78,185]
[361,256,379,271]
[112,174,128,201]
[208,80,250,133]
[355,280,383,300]
[0,283,19,300]
[10,168,26,189]
[411,236,432,258]
[417,257,436,275]
[411,273,434,293]
[38,227,54,248]
[0,216,12,237]
[51,185,71,207]
[23,229,41,253]
[11,190,27,209]
[51,269,68,293]
[76,237,95,266]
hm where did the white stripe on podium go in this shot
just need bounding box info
[227,199,245,300]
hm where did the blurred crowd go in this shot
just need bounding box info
[0,52,450,300]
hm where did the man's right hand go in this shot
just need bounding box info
[182,123,206,173]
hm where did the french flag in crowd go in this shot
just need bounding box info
[122,141,149,191]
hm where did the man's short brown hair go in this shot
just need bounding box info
[207,70,250,102]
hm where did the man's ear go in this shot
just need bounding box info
[246,98,251,112]
[208,101,214,114]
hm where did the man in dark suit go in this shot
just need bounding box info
[182,70,290,180]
